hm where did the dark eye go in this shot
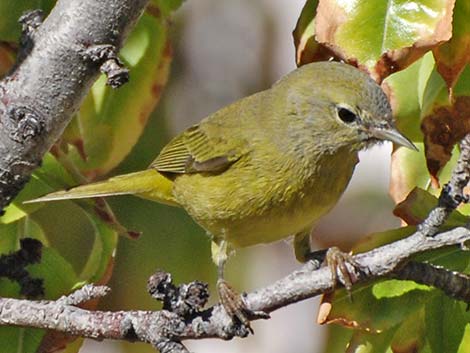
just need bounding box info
[337,107,357,124]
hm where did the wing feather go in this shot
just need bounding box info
[150,124,243,174]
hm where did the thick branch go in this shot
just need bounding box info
[0,0,148,209]
[0,226,469,352]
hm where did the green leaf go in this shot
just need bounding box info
[0,219,77,353]
[384,52,435,142]
[322,282,435,332]
[1,154,76,224]
[346,329,397,353]
[433,0,470,89]
[0,223,21,253]
[425,295,467,353]
[314,0,453,80]
[323,223,470,340]
[386,53,436,203]
[457,324,470,353]
[0,218,48,255]
[0,220,79,299]
[78,203,118,283]
[322,325,354,353]
[62,10,172,178]
[413,245,470,274]
[393,187,469,226]
[0,1,54,42]
[0,327,45,353]
[372,279,432,299]
[391,308,426,352]
[28,246,78,299]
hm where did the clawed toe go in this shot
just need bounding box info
[325,246,369,296]
[217,279,269,334]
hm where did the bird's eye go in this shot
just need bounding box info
[337,107,357,124]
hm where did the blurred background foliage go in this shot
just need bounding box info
[0,0,470,352]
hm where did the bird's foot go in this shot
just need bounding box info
[325,246,369,298]
[305,247,369,298]
[217,279,269,334]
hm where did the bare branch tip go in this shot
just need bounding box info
[60,284,110,305]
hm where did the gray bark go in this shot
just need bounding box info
[0,0,148,209]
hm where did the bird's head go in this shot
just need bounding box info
[277,61,417,153]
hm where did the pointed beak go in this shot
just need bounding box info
[370,126,418,151]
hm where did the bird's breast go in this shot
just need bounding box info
[173,148,359,248]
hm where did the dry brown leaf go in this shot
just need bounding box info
[421,97,470,186]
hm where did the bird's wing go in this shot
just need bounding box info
[150,124,244,174]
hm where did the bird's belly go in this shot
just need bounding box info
[173,164,354,249]
[221,196,330,248]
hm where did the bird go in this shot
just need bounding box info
[27,61,416,328]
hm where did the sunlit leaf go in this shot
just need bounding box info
[372,279,432,299]
[457,325,470,353]
[313,0,454,81]
[433,0,470,90]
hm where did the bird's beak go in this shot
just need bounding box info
[370,126,418,151]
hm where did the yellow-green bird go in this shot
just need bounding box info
[29,61,416,326]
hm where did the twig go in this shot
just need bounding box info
[393,261,470,302]
[390,134,470,297]
[418,134,470,236]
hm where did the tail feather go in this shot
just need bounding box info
[25,169,179,206]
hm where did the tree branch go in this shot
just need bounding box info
[0,0,149,209]
[0,226,469,352]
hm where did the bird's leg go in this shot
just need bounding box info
[294,231,323,269]
[212,240,269,333]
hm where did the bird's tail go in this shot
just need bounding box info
[25,169,179,206]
